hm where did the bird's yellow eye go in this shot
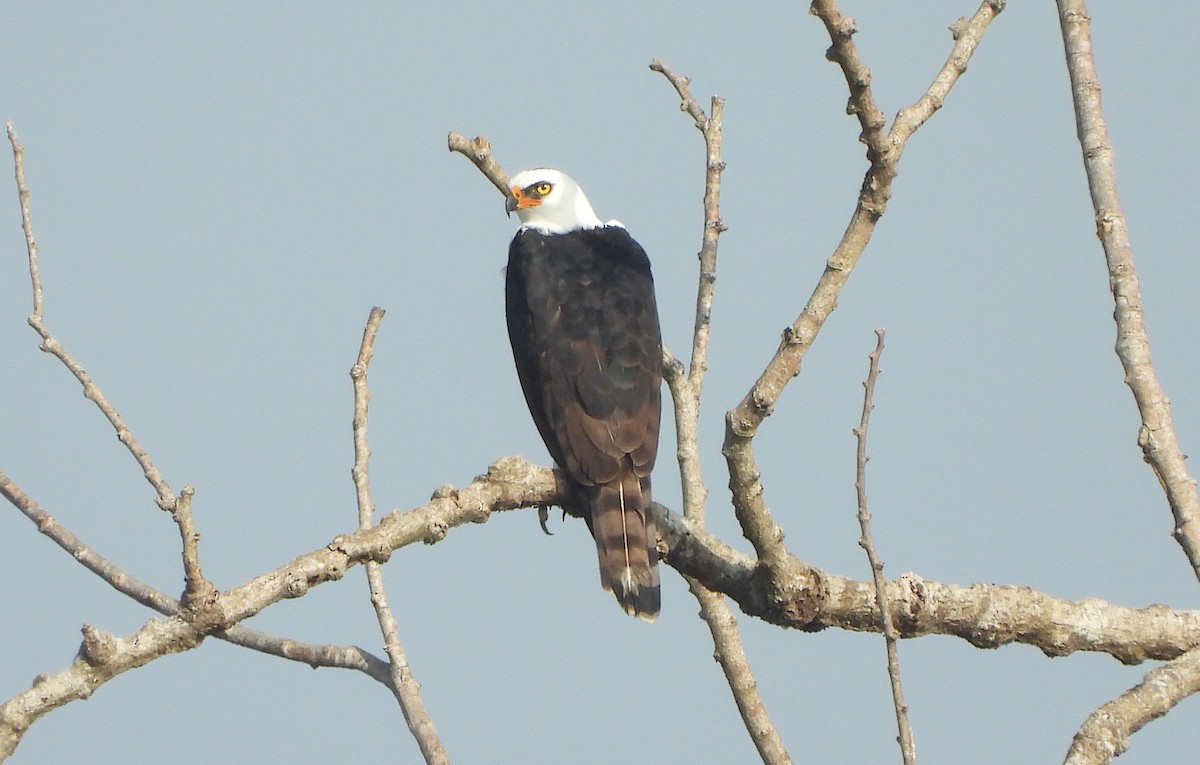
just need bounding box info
[534,182,552,196]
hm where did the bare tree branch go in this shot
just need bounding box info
[1056,0,1200,584]
[1053,2,1200,755]
[720,0,1005,622]
[0,455,559,758]
[650,61,790,765]
[6,122,221,615]
[892,3,1007,155]
[1064,646,1200,764]
[654,506,1200,662]
[650,58,723,528]
[8,123,174,509]
[6,121,41,318]
[351,308,450,765]
[6,7,1195,757]
[810,0,889,173]
[0,470,179,613]
[0,467,393,682]
[174,485,218,610]
[852,330,915,765]
[7,443,1198,758]
[0,619,203,759]
[215,626,393,681]
[0,140,526,750]
[1,124,408,688]
[447,133,510,196]
[2,121,1193,749]
[648,59,726,393]
[0,128,494,760]
[689,580,793,765]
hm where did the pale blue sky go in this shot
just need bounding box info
[2,2,1198,763]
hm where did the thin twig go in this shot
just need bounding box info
[892,3,1008,153]
[1056,0,1200,584]
[648,60,726,394]
[649,58,725,526]
[216,626,393,682]
[6,121,41,317]
[1064,646,1200,764]
[6,123,176,513]
[350,307,450,765]
[350,311,385,528]
[8,123,222,622]
[852,330,915,764]
[721,0,1004,617]
[649,61,790,765]
[0,470,179,613]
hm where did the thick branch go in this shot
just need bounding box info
[0,621,204,759]
[1057,0,1200,584]
[655,506,1200,663]
[447,133,510,196]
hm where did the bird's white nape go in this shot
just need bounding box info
[509,168,607,234]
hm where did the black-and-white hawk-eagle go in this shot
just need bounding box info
[504,168,662,621]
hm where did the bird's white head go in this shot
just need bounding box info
[506,168,605,234]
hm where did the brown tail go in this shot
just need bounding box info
[586,473,660,621]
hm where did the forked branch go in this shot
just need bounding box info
[4,122,396,675]
[650,61,790,765]
[8,121,219,610]
[350,307,449,765]
[720,0,1005,620]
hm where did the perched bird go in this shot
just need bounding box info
[504,168,663,620]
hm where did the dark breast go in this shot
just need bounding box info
[505,226,662,494]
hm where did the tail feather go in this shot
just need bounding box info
[587,474,660,621]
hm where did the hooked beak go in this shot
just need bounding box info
[505,185,541,218]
